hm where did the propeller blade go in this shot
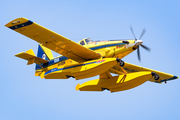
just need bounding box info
[141,44,150,51]
[129,27,149,62]
[139,28,146,40]
[137,46,141,62]
[130,25,137,40]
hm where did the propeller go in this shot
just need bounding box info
[130,26,150,62]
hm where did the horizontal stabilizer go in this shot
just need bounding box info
[15,49,48,65]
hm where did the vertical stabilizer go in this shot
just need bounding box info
[36,44,54,70]
[40,44,54,60]
[37,44,53,60]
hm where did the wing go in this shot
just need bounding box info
[5,17,101,62]
[109,62,178,83]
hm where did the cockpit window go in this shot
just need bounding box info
[80,40,85,46]
[85,39,93,44]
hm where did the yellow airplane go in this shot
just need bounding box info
[5,17,179,93]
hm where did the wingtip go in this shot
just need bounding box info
[5,17,29,28]
[168,75,179,80]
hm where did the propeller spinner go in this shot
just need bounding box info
[130,26,150,62]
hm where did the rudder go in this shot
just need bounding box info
[36,44,54,69]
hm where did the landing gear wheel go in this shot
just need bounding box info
[154,74,159,80]
[116,58,125,67]
[151,72,159,80]
[119,60,125,67]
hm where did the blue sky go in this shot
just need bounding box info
[1,0,180,120]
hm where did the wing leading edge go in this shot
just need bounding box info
[5,17,101,63]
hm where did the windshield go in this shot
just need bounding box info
[85,38,93,44]
[80,40,85,46]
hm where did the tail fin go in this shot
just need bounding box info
[35,44,54,69]
[37,44,54,60]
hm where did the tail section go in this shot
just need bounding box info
[15,49,49,65]
[15,44,53,69]
[35,44,54,69]
[37,44,53,60]
[15,44,54,79]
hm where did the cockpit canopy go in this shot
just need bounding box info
[78,38,93,46]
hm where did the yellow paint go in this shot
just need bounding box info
[35,70,42,76]
[6,17,100,62]
[110,62,175,83]
[15,51,48,64]
[77,71,153,92]
[27,58,35,65]
[40,44,54,60]
[45,58,117,80]
[26,49,35,56]
[40,71,45,79]
[5,17,179,93]
[5,17,29,27]
[76,84,80,91]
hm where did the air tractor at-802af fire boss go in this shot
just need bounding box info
[5,17,178,93]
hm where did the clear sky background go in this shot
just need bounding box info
[1,0,180,120]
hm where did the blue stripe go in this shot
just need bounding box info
[37,43,124,70]
[9,20,33,30]
[36,56,69,70]
[43,56,68,68]
[155,76,178,83]
[90,43,125,50]
[158,76,178,83]
[45,61,97,75]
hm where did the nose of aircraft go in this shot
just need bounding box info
[135,40,143,46]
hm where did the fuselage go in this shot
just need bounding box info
[35,38,139,79]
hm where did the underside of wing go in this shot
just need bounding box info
[109,62,178,83]
[5,17,101,62]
